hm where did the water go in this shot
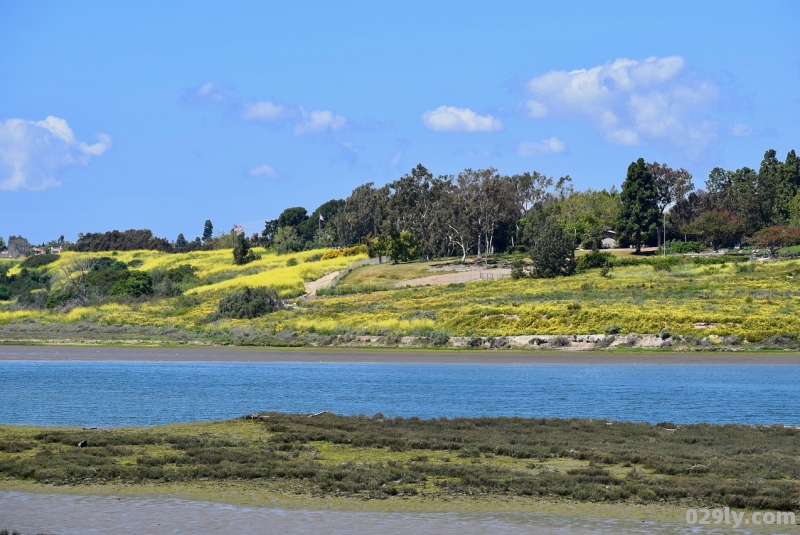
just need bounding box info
[1,359,798,427]
[0,491,765,535]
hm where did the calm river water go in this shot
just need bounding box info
[1,355,798,426]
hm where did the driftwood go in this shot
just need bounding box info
[246,414,270,421]
[308,411,331,418]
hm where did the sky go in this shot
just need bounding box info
[1,0,799,244]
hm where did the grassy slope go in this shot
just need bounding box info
[1,414,798,510]
[1,249,800,344]
[289,258,800,342]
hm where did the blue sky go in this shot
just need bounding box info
[1,0,799,244]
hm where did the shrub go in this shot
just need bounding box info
[510,258,526,279]
[321,245,367,260]
[596,335,615,348]
[524,211,576,279]
[0,285,11,300]
[20,253,59,268]
[211,286,283,320]
[286,257,299,267]
[668,240,704,254]
[429,331,450,347]
[604,325,620,335]
[108,270,153,298]
[550,335,570,347]
[576,251,614,273]
[166,264,198,284]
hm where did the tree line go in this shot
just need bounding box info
[4,147,798,265]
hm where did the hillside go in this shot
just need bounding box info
[1,248,799,350]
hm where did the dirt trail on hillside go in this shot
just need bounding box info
[396,269,511,287]
[304,271,340,296]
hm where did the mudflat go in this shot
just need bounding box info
[2,344,800,364]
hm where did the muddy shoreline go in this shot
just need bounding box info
[2,344,800,364]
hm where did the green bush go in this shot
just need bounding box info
[576,251,614,273]
[286,257,299,267]
[20,253,59,268]
[166,264,198,283]
[108,270,153,298]
[211,286,283,320]
[668,240,704,254]
[429,331,450,347]
[510,258,526,279]
[0,285,11,300]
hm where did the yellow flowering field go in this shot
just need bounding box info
[1,250,799,343]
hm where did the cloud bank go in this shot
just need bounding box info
[525,56,719,154]
[422,106,503,132]
[0,116,111,191]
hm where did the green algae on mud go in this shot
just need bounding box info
[2,414,800,513]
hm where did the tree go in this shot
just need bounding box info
[387,230,418,264]
[749,226,800,258]
[262,219,279,248]
[277,207,309,229]
[0,236,5,251]
[273,226,304,254]
[202,220,214,244]
[53,257,100,306]
[7,236,31,257]
[618,158,659,253]
[646,161,694,247]
[524,210,575,278]
[682,211,742,250]
[332,182,390,246]
[233,232,252,265]
[175,233,187,251]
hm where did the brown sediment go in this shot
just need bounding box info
[2,344,800,364]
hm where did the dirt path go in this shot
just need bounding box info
[396,269,511,287]
[303,270,340,296]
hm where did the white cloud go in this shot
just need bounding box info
[249,164,278,178]
[730,123,755,137]
[196,82,225,101]
[525,56,719,153]
[293,109,347,135]
[526,100,548,118]
[0,116,111,191]
[241,101,286,122]
[186,81,227,105]
[421,106,503,132]
[517,137,566,157]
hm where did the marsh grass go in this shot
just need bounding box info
[2,414,800,509]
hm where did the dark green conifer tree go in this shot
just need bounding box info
[618,158,659,253]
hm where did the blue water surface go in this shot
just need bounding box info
[1,360,798,427]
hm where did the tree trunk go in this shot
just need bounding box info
[635,229,642,254]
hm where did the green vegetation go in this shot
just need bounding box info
[1,247,800,347]
[211,286,283,320]
[19,254,59,269]
[618,158,659,253]
[1,414,799,510]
